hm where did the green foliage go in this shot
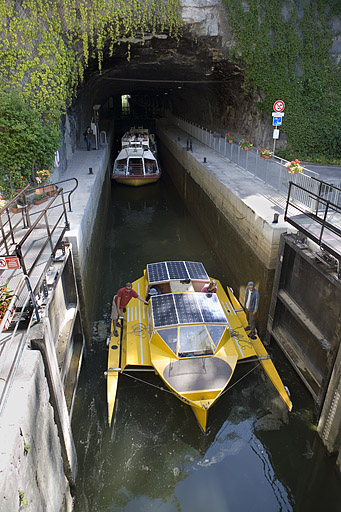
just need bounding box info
[0,86,59,198]
[222,0,341,161]
[0,0,182,173]
[18,489,28,508]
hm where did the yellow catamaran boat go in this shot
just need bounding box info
[107,261,292,431]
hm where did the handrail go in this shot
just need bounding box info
[25,177,78,213]
[285,181,341,262]
[0,296,39,418]
[15,189,69,276]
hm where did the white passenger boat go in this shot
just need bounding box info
[112,127,161,186]
[107,261,292,431]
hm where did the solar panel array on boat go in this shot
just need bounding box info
[151,293,227,328]
[152,294,177,327]
[197,293,228,323]
[174,293,202,324]
[185,261,209,280]
[147,261,209,284]
[147,262,168,283]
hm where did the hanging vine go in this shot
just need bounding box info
[0,0,182,132]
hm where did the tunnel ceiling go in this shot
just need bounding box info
[83,34,245,106]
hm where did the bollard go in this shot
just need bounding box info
[203,157,207,163]
[89,167,93,175]
[272,213,279,223]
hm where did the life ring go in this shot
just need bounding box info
[54,150,60,167]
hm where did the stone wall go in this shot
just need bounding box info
[0,351,73,512]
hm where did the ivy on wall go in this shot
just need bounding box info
[0,0,182,162]
[222,0,341,162]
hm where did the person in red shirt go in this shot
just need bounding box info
[111,282,149,336]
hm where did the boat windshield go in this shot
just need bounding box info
[157,325,224,358]
[115,158,127,174]
[128,158,144,175]
[178,325,215,357]
[144,158,157,174]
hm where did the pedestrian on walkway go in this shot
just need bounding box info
[186,138,193,152]
[244,281,260,338]
[111,282,149,336]
[83,126,92,151]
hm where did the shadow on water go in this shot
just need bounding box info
[72,176,341,512]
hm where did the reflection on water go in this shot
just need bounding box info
[72,177,341,512]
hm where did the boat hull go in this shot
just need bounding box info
[113,175,161,187]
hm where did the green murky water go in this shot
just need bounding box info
[72,176,341,512]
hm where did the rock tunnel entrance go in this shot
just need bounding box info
[69,33,255,152]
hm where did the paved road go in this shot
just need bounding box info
[301,162,341,184]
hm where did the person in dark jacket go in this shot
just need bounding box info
[244,281,260,337]
[83,126,92,151]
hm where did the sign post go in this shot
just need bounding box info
[272,100,285,154]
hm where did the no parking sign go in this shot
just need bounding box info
[273,100,285,113]
[0,256,20,269]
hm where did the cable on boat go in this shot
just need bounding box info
[122,361,263,399]
[220,362,262,396]
[127,323,148,337]
[121,370,177,396]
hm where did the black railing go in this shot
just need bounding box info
[285,181,341,264]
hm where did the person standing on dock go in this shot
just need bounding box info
[244,281,260,338]
[111,282,149,336]
[83,126,92,151]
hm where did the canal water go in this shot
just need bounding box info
[72,175,341,512]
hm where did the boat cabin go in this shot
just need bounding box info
[146,261,229,360]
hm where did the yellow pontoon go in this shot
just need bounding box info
[107,261,292,431]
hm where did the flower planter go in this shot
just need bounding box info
[261,155,270,160]
[43,184,57,196]
[241,147,249,151]
[34,196,48,205]
[227,140,233,143]
[12,205,30,214]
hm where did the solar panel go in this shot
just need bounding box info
[152,292,227,327]
[174,293,203,324]
[185,261,209,281]
[148,261,209,284]
[196,293,227,323]
[167,261,189,280]
[147,262,169,284]
[151,294,178,327]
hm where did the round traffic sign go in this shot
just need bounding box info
[273,100,285,113]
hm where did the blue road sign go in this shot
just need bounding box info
[273,116,282,126]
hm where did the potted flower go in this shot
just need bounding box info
[35,169,56,196]
[260,148,273,160]
[225,133,233,143]
[240,139,253,150]
[0,196,7,211]
[0,283,14,329]
[285,159,303,174]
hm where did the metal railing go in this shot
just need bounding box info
[15,189,69,277]
[169,114,320,196]
[0,178,78,258]
[285,181,341,264]
[0,276,40,417]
